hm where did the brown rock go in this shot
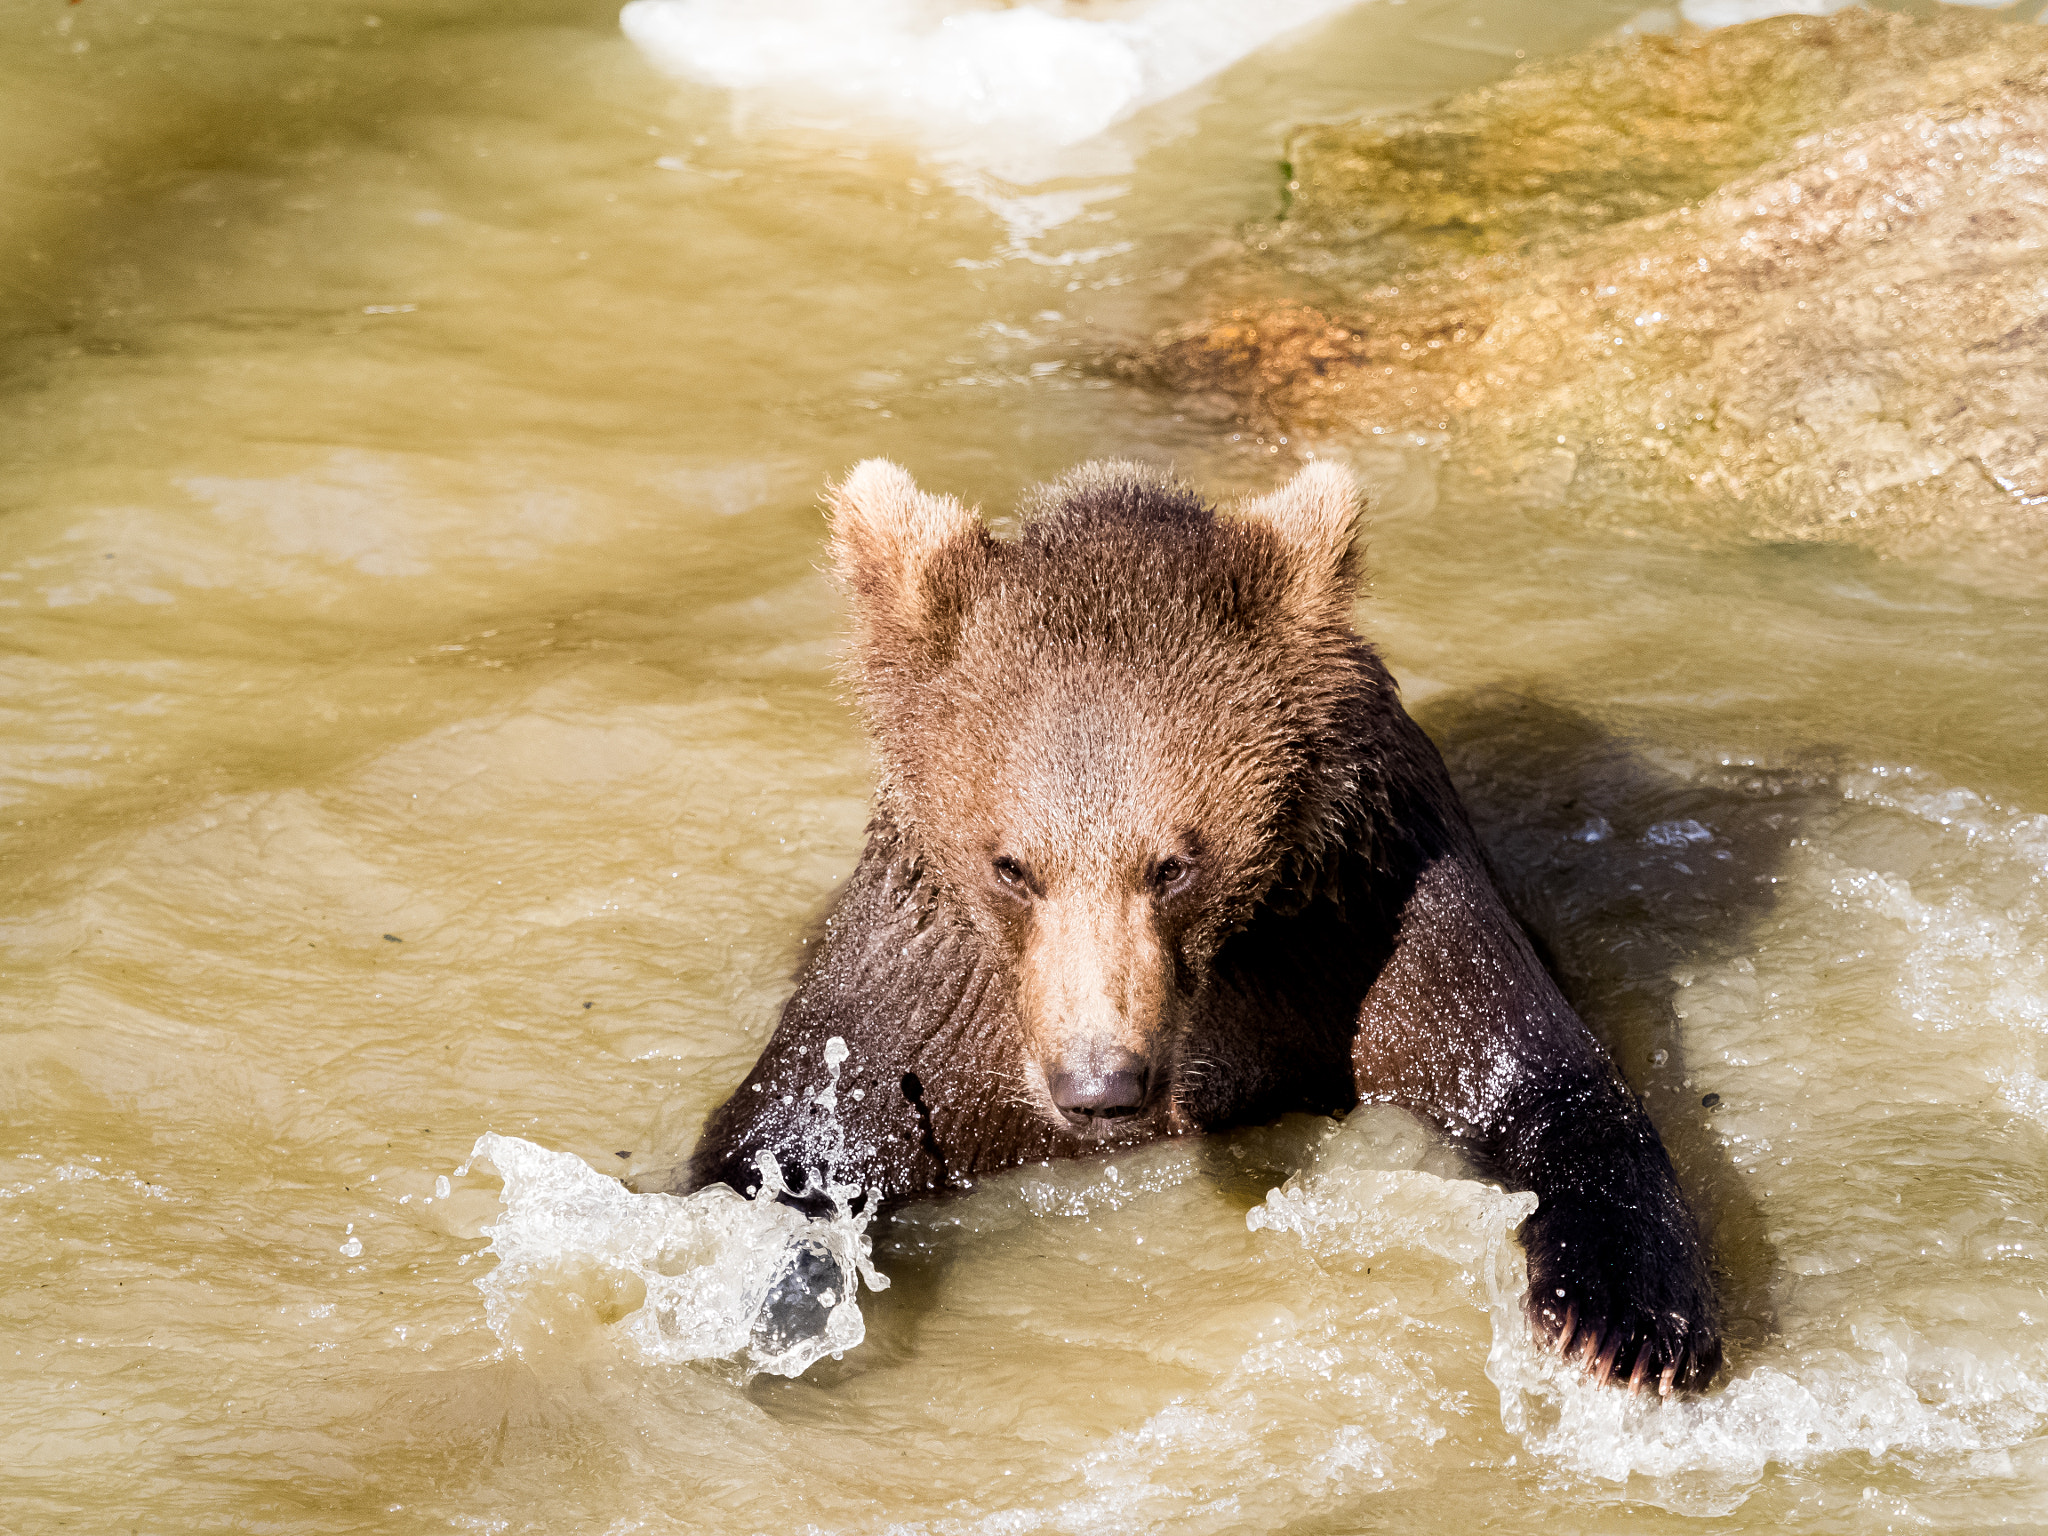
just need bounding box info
[1140,9,2048,580]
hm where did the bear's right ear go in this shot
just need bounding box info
[828,459,987,668]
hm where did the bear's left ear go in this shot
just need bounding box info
[828,459,988,667]
[1236,460,1364,628]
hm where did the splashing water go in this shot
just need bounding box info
[469,1035,887,1379]
[1242,1026,2048,1520]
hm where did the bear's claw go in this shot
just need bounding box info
[1520,1163,1722,1396]
[1529,1284,1719,1396]
[1540,1315,1715,1397]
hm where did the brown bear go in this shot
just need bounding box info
[682,458,1721,1394]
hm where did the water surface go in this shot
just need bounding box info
[4,0,2046,1531]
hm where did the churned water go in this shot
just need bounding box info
[4,0,2047,1531]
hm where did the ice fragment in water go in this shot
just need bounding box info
[469,1041,886,1379]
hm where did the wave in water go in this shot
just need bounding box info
[1255,1104,2048,1519]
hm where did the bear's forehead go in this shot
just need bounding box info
[944,584,1298,692]
[935,656,1292,756]
[909,589,1317,833]
[923,684,1298,850]
[976,533,1277,642]
[866,510,1346,870]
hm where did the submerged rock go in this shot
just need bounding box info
[1140,9,2048,580]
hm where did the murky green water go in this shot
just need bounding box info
[5,1,2046,1531]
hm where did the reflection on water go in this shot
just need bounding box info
[4,0,2047,1531]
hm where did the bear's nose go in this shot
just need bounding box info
[1049,1055,1150,1129]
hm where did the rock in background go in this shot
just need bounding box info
[1137,9,2048,583]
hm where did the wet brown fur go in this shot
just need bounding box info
[683,459,1722,1393]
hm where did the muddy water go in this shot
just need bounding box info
[4,0,2047,1530]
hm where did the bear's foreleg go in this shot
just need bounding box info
[1493,1067,1721,1393]
[1353,851,1722,1393]
[683,829,1061,1212]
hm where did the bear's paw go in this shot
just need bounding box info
[1521,1188,1722,1396]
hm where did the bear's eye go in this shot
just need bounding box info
[992,855,1028,890]
[1153,856,1193,893]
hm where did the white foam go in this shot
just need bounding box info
[1247,1103,1535,1268]
[1835,767,2048,1128]
[1454,759,2048,1511]
[1644,818,1713,847]
[1230,1089,2048,1517]
[470,1128,887,1379]
[620,0,1372,170]
[1483,1294,2048,1515]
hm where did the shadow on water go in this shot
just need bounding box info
[1417,686,1815,1363]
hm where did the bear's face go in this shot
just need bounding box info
[829,460,1367,1136]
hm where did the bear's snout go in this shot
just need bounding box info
[1009,887,1176,1136]
[1047,1053,1150,1132]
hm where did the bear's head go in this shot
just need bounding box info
[829,459,1374,1138]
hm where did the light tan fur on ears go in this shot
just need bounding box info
[1235,460,1365,628]
[827,459,981,628]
